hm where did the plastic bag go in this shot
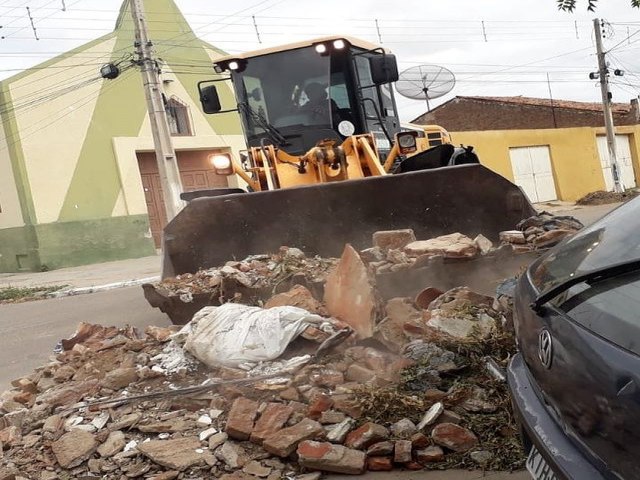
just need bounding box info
[184,303,325,368]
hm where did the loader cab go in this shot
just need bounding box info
[205,37,401,156]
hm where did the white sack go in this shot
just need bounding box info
[184,303,325,368]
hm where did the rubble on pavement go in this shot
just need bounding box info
[2,218,585,478]
[499,212,584,250]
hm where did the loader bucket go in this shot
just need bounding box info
[161,164,535,278]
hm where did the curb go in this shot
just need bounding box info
[49,276,161,298]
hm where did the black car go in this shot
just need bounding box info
[508,197,640,480]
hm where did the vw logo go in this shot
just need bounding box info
[538,329,553,369]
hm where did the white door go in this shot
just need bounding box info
[597,135,637,191]
[509,146,557,203]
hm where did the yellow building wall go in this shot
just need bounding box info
[10,38,117,224]
[0,118,24,229]
[450,125,640,202]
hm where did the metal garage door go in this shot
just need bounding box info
[509,146,557,203]
[596,135,637,191]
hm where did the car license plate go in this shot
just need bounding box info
[526,446,558,480]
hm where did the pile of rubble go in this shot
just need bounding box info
[3,215,585,478]
[158,249,337,301]
[499,212,584,250]
[0,247,534,479]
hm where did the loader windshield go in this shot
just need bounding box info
[236,47,332,136]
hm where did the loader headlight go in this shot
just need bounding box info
[315,43,327,54]
[396,131,418,154]
[333,39,345,49]
[210,154,233,175]
[228,61,239,71]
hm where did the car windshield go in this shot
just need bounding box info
[530,196,640,293]
[234,47,332,138]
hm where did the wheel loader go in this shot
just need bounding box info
[147,36,539,322]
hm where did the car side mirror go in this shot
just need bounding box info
[369,54,399,85]
[199,85,222,114]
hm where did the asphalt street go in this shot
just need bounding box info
[0,286,168,392]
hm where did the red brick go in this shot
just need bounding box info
[332,395,362,419]
[225,397,259,441]
[279,387,300,402]
[297,441,366,474]
[307,394,334,420]
[344,422,389,450]
[324,245,376,338]
[0,426,21,447]
[366,441,394,456]
[416,445,444,463]
[372,229,416,250]
[263,419,323,457]
[310,370,344,389]
[431,423,478,453]
[250,403,293,445]
[410,432,430,448]
[393,440,412,463]
[406,461,424,470]
[367,456,393,471]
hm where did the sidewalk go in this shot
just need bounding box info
[0,202,620,295]
[0,255,161,290]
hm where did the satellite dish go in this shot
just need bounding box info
[396,65,456,111]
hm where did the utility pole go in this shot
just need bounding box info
[131,0,184,220]
[593,18,624,193]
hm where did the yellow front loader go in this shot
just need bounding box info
[160,36,534,279]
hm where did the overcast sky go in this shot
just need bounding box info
[1,0,639,121]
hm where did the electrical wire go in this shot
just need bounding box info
[0,67,134,154]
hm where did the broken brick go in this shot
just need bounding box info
[297,440,366,474]
[310,370,344,389]
[324,244,376,338]
[372,229,416,250]
[250,403,293,445]
[225,397,259,440]
[367,456,393,471]
[499,230,526,245]
[345,364,376,383]
[138,437,205,471]
[404,233,478,258]
[410,432,430,448]
[51,430,97,468]
[0,427,21,447]
[332,395,362,419]
[263,418,323,457]
[431,423,478,453]
[344,422,389,450]
[366,441,394,456]
[415,445,444,463]
[265,285,325,315]
[307,394,333,420]
[393,440,412,463]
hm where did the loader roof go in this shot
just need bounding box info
[214,35,390,64]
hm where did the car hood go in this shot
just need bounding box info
[530,196,640,295]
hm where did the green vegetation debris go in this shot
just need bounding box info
[0,285,67,304]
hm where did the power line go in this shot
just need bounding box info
[0,67,133,154]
